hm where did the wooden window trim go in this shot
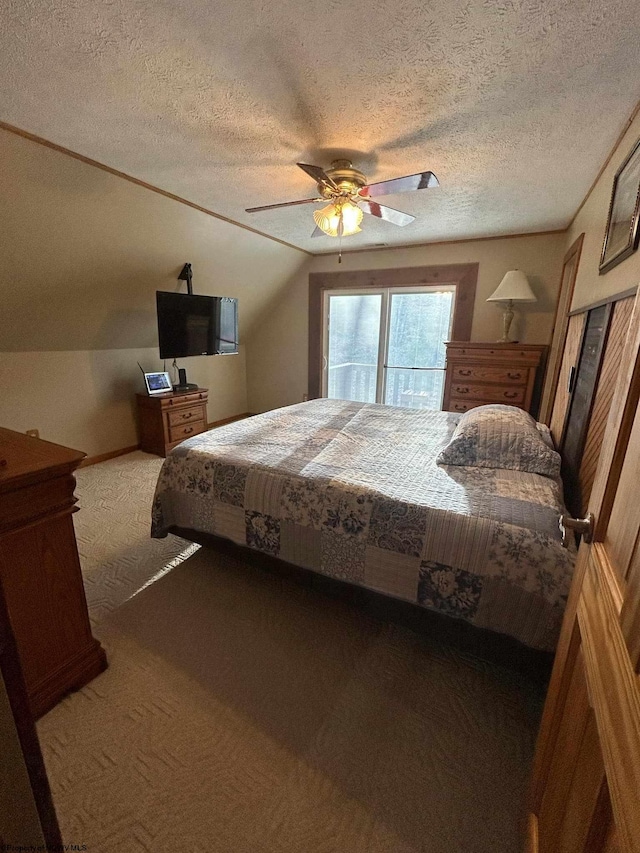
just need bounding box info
[308,263,478,399]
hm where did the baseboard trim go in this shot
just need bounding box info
[525,813,539,853]
[207,412,253,429]
[79,445,140,468]
[79,413,253,468]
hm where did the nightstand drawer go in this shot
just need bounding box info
[450,384,525,404]
[169,420,206,443]
[168,406,206,427]
[137,388,209,457]
[450,365,529,385]
[165,390,208,407]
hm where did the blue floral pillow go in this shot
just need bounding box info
[437,405,561,478]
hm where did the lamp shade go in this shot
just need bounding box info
[313,200,363,237]
[486,270,537,303]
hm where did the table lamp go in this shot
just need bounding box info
[486,270,537,342]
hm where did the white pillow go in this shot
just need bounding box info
[437,405,561,478]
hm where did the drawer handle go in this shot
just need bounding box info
[504,391,519,399]
[507,372,522,380]
[459,369,471,377]
[181,412,194,419]
[184,426,194,434]
[456,386,469,394]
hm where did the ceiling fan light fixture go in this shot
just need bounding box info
[313,200,363,237]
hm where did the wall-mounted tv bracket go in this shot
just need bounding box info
[178,263,193,295]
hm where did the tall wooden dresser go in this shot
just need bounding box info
[442,342,547,417]
[0,428,107,718]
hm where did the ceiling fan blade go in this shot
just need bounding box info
[297,162,338,190]
[245,198,320,213]
[359,171,439,198]
[311,226,324,238]
[359,200,415,227]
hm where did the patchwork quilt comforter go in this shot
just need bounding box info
[152,399,575,651]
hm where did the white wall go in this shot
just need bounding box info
[566,108,640,309]
[0,347,248,456]
[0,126,307,454]
[11,105,640,444]
[246,233,566,413]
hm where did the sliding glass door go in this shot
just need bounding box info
[323,285,455,409]
[325,292,382,403]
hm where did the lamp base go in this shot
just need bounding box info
[498,301,515,344]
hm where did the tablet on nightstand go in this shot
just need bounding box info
[144,372,172,395]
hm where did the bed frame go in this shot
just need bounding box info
[169,525,554,678]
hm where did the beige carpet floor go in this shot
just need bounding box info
[37,451,544,853]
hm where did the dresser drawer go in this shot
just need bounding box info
[450,365,529,385]
[449,384,525,404]
[168,405,206,427]
[446,346,541,365]
[447,399,487,414]
[443,344,546,417]
[169,420,206,443]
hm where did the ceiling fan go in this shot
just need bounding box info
[245,159,439,238]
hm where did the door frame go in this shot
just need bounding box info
[308,263,478,399]
[539,234,584,424]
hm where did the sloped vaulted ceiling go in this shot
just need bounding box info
[1,0,639,253]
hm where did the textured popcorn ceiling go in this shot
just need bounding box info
[1,0,639,254]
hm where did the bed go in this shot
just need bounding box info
[152,398,575,652]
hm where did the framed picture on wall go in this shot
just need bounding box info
[599,137,640,274]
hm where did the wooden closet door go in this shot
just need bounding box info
[560,304,612,516]
[528,295,640,853]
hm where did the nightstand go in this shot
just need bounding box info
[137,388,209,457]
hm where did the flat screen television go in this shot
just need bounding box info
[156,291,238,358]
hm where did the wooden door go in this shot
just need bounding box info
[528,295,640,852]
[560,303,612,516]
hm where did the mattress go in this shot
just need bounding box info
[152,398,575,651]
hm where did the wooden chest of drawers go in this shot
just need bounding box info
[137,389,209,457]
[443,343,546,416]
[0,428,107,718]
